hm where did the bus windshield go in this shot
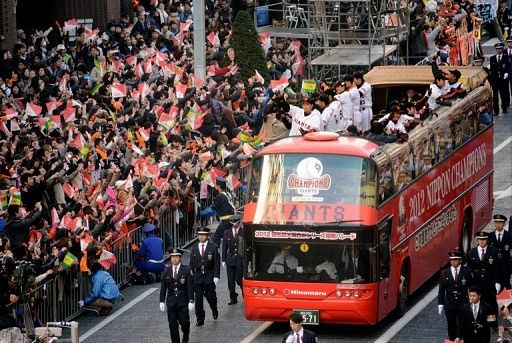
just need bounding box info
[247,154,378,224]
[245,226,378,284]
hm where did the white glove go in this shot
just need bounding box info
[78,300,84,308]
[496,283,502,294]
[438,305,444,315]
[159,302,165,312]
[505,73,509,80]
[214,277,219,285]
[188,302,195,312]
[222,262,226,268]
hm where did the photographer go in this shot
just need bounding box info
[0,257,18,331]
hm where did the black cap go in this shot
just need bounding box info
[229,213,242,224]
[493,214,507,222]
[495,42,505,49]
[448,251,463,259]
[475,231,488,239]
[197,227,211,235]
[169,248,184,256]
[473,56,484,62]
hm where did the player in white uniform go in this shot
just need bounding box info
[344,75,362,132]
[286,97,322,136]
[316,94,340,132]
[334,81,353,132]
[353,72,373,133]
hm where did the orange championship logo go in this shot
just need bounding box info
[286,157,332,202]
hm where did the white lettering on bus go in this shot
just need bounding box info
[414,206,458,251]
[288,289,327,296]
[408,143,487,221]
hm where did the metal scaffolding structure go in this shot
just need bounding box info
[307,0,409,79]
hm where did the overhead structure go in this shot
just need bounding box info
[307,0,409,79]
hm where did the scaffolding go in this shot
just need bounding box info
[253,0,409,80]
[307,0,409,79]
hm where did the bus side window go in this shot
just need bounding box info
[378,164,394,204]
[460,113,475,139]
[378,219,392,279]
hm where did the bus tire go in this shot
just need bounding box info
[398,266,409,317]
[461,214,472,261]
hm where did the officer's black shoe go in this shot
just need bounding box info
[213,311,218,320]
[228,299,238,305]
[196,322,204,327]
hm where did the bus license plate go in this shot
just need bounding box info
[293,310,320,325]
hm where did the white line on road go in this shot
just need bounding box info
[240,321,273,343]
[374,286,438,343]
[494,136,512,154]
[79,287,158,342]
[494,186,512,200]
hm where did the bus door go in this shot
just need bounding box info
[377,217,392,320]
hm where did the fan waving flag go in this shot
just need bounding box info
[259,32,271,54]
[158,112,175,130]
[176,83,187,99]
[111,83,127,98]
[270,77,289,92]
[62,251,78,269]
[64,18,79,31]
[26,103,42,117]
[46,101,63,114]
[207,31,221,47]
[138,83,150,101]
[98,250,117,270]
[254,70,265,85]
[63,107,76,122]
[125,55,137,67]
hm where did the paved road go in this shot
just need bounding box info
[76,112,512,342]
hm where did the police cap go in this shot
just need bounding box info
[215,176,227,185]
[197,227,211,235]
[493,214,507,222]
[475,231,489,240]
[448,251,463,259]
[169,248,184,256]
[143,223,156,233]
[495,42,505,49]
[229,213,242,224]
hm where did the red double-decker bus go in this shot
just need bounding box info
[242,66,494,325]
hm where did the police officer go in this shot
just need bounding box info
[488,214,512,289]
[489,42,510,115]
[437,251,473,341]
[189,227,220,326]
[200,176,236,246]
[134,223,165,282]
[468,231,501,315]
[159,248,195,343]
[456,286,497,343]
[222,214,244,305]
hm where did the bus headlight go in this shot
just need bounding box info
[261,288,267,295]
[353,291,360,298]
[269,288,276,295]
[344,290,351,298]
[252,288,259,295]
[335,290,342,297]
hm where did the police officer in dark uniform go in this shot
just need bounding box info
[189,227,220,326]
[468,231,501,315]
[488,214,512,289]
[438,251,474,341]
[159,248,195,343]
[222,214,244,305]
[456,286,497,343]
[489,42,510,115]
[200,176,236,246]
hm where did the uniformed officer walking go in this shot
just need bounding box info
[437,251,473,341]
[456,286,497,343]
[468,231,501,315]
[488,214,512,289]
[189,227,220,326]
[489,42,510,115]
[200,177,236,246]
[222,214,244,305]
[159,248,195,343]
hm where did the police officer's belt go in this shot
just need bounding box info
[195,266,213,273]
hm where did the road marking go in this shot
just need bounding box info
[495,186,512,200]
[494,136,512,154]
[79,287,157,342]
[240,321,273,343]
[374,286,438,343]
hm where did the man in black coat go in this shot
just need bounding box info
[342,246,370,282]
[468,231,500,315]
[189,227,220,326]
[200,177,235,246]
[438,251,474,340]
[159,248,194,343]
[489,42,510,115]
[282,313,318,343]
[488,214,512,289]
[221,214,244,305]
[4,202,42,259]
[456,286,497,343]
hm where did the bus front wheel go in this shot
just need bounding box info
[398,267,408,317]
[461,214,472,260]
